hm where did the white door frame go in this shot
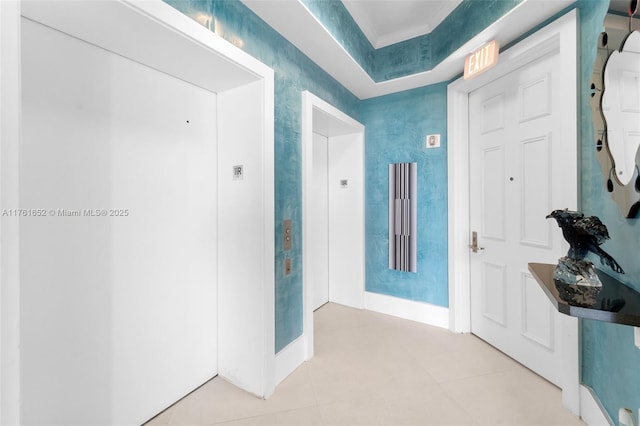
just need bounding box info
[1,0,275,420]
[447,10,580,414]
[274,91,365,385]
[0,1,22,423]
[302,91,365,359]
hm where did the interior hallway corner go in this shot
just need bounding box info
[145,303,584,426]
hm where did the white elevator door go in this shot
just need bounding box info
[311,132,330,310]
[21,17,218,425]
[308,127,364,312]
[469,51,570,386]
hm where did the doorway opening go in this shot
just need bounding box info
[303,91,365,359]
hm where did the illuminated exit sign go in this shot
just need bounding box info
[464,40,500,79]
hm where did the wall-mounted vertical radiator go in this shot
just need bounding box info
[389,162,417,272]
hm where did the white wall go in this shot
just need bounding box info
[217,80,275,398]
[20,18,218,425]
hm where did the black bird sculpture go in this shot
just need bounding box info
[546,209,624,274]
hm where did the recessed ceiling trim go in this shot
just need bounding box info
[342,0,462,48]
[373,23,435,49]
[241,0,574,99]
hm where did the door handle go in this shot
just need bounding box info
[469,231,485,253]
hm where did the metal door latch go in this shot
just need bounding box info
[469,231,485,253]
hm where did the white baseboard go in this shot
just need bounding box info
[364,291,449,329]
[274,335,306,385]
[580,384,613,426]
[277,293,448,386]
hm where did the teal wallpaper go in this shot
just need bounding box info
[162,0,529,353]
[577,0,640,422]
[164,2,640,419]
[163,0,519,352]
[164,0,360,352]
[360,84,449,306]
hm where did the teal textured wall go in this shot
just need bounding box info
[163,4,640,418]
[577,0,640,421]
[360,84,449,305]
[164,0,360,352]
[163,0,521,352]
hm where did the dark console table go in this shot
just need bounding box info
[528,263,640,326]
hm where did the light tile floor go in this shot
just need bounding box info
[145,303,584,426]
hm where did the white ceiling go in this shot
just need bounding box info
[342,0,463,48]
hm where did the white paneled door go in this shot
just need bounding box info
[469,51,571,386]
